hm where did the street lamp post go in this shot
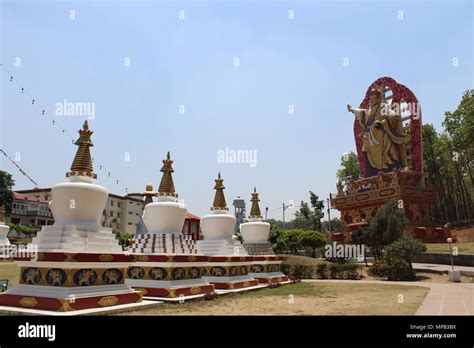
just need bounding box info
[447,237,460,282]
[327,198,332,233]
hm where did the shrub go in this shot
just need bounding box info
[329,263,342,279]
[280,263,314,279]
[341,262,359,279]
[367,263,386,277]
[384,236,427,269]
[316,263,328,279]
[381,256,416,281]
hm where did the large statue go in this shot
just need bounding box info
[347,87,407,177]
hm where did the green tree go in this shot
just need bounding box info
[336,151,360,181]
[298,230,326,258]
[278,229,304,254]
[366,201,407,263]
[294,192,325,231]
[443,89,474,187]
[0,171,14,215]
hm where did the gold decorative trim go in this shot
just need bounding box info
[135,288,147,296]
[190,287,201,295]
[64,253,77,262]
[58,299,74,312]
[99,254,114,262]
[98,296,119,307]
[19,297,38,308]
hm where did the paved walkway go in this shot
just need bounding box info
[303,279,474,315]
[413,263,474,275]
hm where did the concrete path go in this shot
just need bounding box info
[413,262,474,275]
[303,279,474,315]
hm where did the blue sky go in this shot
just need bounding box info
[0,0,472,219]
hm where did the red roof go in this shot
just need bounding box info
[13,192,50,204]
[185,212,200,221]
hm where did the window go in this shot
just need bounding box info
[118,202,121,208]
[110,201,114,207]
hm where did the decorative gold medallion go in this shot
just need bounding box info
[137,255,149,262]
[36,253,45,261]
[188,256,197,262]
[242,281,250,288]
[99,254,114,262]
[190,287,201,295]
[19,297,38,308]
[98,296,119,307]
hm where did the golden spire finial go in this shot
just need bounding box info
[249,187,262,219]
[157,151,177,197]
[211,172,228,211]
[66,120,97,180]
[0,205,5,223]
[143,183,156,206]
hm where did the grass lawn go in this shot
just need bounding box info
[0,261,19,289]
[118,282,428,316]
[425,242,474,254]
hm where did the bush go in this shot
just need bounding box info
[374,236,426,281]
[381,256,416,281]
[329,263,342,279]
[280,263,314,279]
[316,263,328,279]
[341,262,359,279]
[367,263,386,277]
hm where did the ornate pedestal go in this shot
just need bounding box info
[331,170,440,242]
[126,254,214,300]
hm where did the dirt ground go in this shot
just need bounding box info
[118,282,428,316]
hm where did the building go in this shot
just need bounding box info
[10,192,54,226]
[15,188,143,234]
[232,196,246,231]
[13,188,201,237]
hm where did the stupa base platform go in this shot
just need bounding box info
[203,275,259,290]
[126,254,215,300]
[127,279,215,300]
[0,251,143,312]
[214,283,267,294]
[0,286,143,312]
[202,256,258,290]
[250,272,290,284]
[0,298,158,316]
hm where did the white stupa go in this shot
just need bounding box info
[0,206,11,258]
[130,152,195,254]
[126,153,214,301]
[240,187,273,255]
[0,121,142,312]
[31,122,122,252]
[197,173,260,292]
[241,187,289,284]
[197,172,246,256]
